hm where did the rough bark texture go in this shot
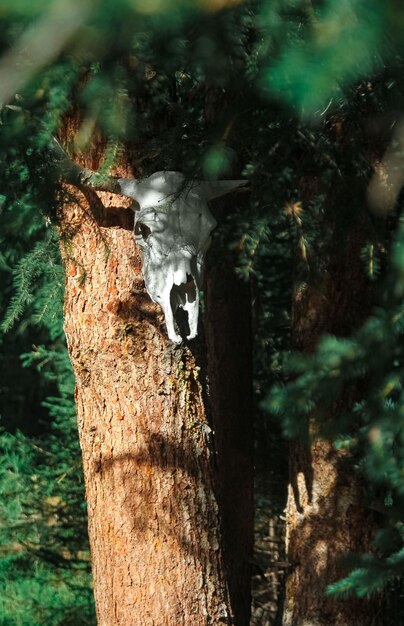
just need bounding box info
[60,155,253,625]
[283,223,383,626]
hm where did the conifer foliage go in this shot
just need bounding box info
[0,218,95,622]
[0,0,404,623]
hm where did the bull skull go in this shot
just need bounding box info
[118,171,245,344]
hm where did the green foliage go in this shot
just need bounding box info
[265,218,404,604]
[264,0,387,115]
[0,289,95,623]
[0,342,95,625]
[1,236,63,333]
[0,153,94,621]
[0,429,94,626]
[0,0,404,619]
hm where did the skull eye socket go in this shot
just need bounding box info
[135,221,151,241]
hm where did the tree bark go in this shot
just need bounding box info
[59,152,253,625]
[205,226,254,625]
[283,218,383,625]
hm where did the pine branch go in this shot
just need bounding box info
[50,138,122,194]
[3,105,125,195]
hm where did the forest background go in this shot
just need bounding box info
[0,0,403,624]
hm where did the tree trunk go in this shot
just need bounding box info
[283,218,383,625]
[59,153,253,625]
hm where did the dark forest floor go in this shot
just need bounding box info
[251,473,287,626]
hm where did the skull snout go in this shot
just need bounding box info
[170,273,197,309]
[169,257,199,342]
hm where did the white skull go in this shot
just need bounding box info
[118,171,245,344]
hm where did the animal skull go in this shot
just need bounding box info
[118,171,246,344]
